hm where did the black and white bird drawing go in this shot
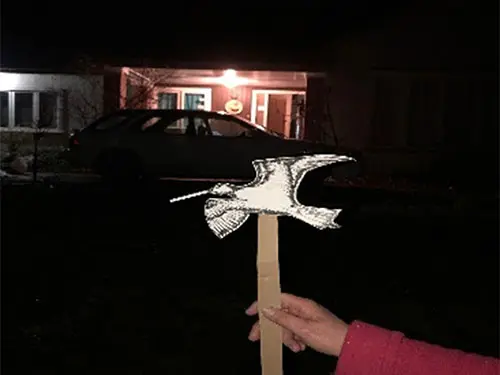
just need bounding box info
[169,154,356,239]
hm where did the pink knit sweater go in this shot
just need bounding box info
[335,321,499,375]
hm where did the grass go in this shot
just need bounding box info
[2,181,498,374]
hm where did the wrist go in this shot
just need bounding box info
[334,323,349,357]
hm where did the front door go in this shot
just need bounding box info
[267,94,288,136]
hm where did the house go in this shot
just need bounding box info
[0,67,322,141]
[0,70,104,132]
[119,67,321,140]
[0,69,105,152]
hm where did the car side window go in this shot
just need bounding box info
[207,117,251,137]
[93,115,129,130]
[194,117,210,136]
[138,115,189,134]
[166,116,190,134]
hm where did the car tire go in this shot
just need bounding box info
[94,149,143,183]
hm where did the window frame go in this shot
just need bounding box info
[0,91,64,133]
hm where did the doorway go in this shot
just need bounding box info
[250,90,306,138]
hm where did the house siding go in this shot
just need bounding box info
[0,72,104,131]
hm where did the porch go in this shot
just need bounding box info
[120,68,323,140]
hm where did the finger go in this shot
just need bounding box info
[248,322,260,341]
[262,307,309,338]
[294,335,307,351]
[280,293,319,318]
[245,301,258,316]
[246,293,316,318]
[248,321,305,352]
[283,329,303,352]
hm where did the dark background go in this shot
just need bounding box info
[3,1,496,70]
[2,181,498,374]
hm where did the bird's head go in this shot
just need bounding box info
[210,183,235,197]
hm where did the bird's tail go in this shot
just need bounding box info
[290,206,342,230]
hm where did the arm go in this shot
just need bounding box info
[335,321,499,375]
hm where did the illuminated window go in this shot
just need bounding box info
[0,91,63,131]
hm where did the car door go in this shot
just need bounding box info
[197,114,271,178]
[119,111,196,177]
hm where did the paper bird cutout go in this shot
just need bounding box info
[170,154,355,238]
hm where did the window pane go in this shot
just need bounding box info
[40,92,58,128]
[168,116,190,134]
[138,115,186,134]
[184,93,205,110]
[14,93,33,127]
[140,117,163,131]
[208,118,248,137]
[0,92,8,127]
[158,93,178,109]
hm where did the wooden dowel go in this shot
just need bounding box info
[257,214,283,375]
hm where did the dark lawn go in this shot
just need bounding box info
[1,181,498,374]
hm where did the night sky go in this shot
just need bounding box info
[2,1,408,69]
[1,0,497,70]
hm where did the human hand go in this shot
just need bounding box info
[245,293,349,357]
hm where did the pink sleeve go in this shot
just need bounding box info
[335,321,499,375]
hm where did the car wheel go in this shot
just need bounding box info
[94,149,143,183]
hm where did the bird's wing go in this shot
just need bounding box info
[204,198,250,239]
[288,154,354,194]
[243,159,268,187]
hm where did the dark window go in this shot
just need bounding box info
[207,117,250,137]
[0,92,8,127]
[14,93,33,127]
[158,93,178,109]
[40,92,58,128]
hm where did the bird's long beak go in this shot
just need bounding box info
[170,189,211,203]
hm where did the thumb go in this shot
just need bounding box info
[262,307,307,336]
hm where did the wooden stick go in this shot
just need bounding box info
[257,214,283,375]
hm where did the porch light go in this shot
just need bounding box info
[219,69,249,89]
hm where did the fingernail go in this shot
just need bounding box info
[262,307,276,316]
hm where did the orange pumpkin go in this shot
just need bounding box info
[224,99,243,115]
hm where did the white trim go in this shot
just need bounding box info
[33,92,40,125]
[250,89,306,137]
[155,87,212,111]
[262,93,269,127]
[250,91,257,127]
[252,89,306,96]
[284,95,292,138]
